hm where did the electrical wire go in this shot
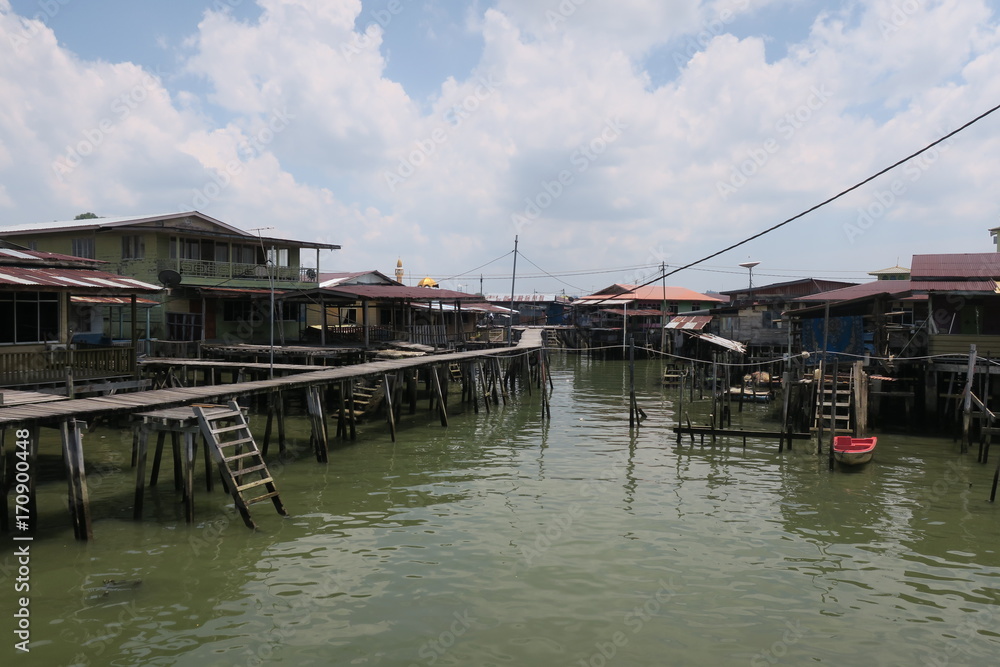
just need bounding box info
[515,251,586,292]
[585,100,1000,306]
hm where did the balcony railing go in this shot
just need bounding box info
[157,259,318,283]
[0,346,136,387]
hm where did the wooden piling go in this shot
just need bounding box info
[431,365,449,427]
[384,373,397,442]
[60,419,93,541]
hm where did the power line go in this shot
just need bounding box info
[591,100,1000,303]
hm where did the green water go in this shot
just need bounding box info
[3,354,1000,666]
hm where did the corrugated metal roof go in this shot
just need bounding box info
[910,253,1000,278]
[70,295,159,305]
[910,280,1000,293]
[577,284,721,303]
[321,284,482,301]
[0,267,161,291]
[796,280,912,302]
[484,294,571,303]
[665,315,712,330]
[0,247,104,264]
[0,212,340,250]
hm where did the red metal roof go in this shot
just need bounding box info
[665,315,712,330]
[910,280,1000,293]
[910,253,1000,278]
[797,280,912,302]
[0,267,161,292]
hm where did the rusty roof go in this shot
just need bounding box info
[910,253,1000,279]
[910,279,1000,293]
[665,315,712,330]
[0,267,161,292]
[71,295,159,305]
[797,280,912,302]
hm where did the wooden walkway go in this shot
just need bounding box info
[0,329,547,540]
[0,330,543,428]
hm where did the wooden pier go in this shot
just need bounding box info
[0,330,548,540]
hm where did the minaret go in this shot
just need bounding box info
[395,258,404,284]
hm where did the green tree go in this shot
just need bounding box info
[73,212,99,219]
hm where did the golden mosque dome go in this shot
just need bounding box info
[417,276,439,288]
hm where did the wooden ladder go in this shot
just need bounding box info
[813,371,854,435]
[449,363,463,382]
[351,377,383,416]
[194,400,287,529]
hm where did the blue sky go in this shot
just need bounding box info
[2,0,1000,295]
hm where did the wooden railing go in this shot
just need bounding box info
[0,347,135,386]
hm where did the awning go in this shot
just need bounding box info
[0,267,160,291]
[71,296,159,306]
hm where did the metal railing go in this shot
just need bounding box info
[157,260,318,283]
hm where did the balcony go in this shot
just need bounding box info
[0,346,136,387]
[157,259,318,284]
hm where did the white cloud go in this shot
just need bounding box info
[1,0,999,290]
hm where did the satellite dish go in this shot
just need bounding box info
[157,269,182,288]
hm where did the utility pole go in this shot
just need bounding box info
[508,236,518,345]
[660,261,667,353]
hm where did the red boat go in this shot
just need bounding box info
[833,436,877,465]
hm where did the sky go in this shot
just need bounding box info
[1,0,999,296]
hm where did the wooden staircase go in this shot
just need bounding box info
[449,363,463,382]
[813,371,854,436]
[350,377,384,417]
[194,400,286,529]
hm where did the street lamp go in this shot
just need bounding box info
[739,261,760,306]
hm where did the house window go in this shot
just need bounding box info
[121,235,145,260]
[71,237,95,259]
[267,248,289,267]
[0,292,60,344]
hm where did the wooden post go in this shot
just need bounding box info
[182,431,196,523]
[629,337,637,429]
[829,358,839,470]
[384,373,397,442]
[306,386,329,462]
[336,381,347,440]
[276,389,288,451]
[408,369,418,414]
[432,365,449,427]
[780,371,792,452]
[962,344,977,453]
[61,419,93,540]
[347,381,357,440]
